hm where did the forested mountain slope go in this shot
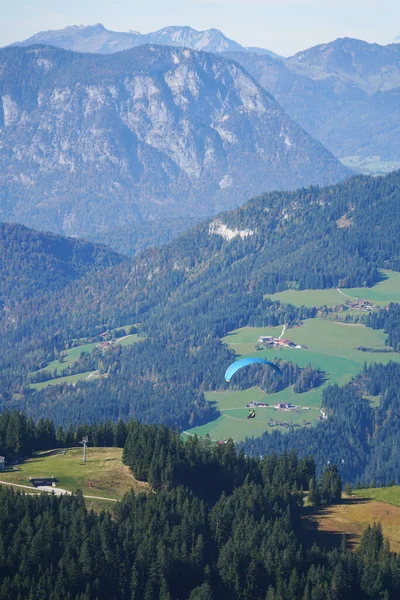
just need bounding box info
[0,45,348,254]
[1,171,399,433]
[0,222,124,307]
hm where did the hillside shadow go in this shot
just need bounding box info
[372,271,389,286]
[301,496,372,551]
[35,449,62,458]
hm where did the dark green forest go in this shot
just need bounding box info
[366,303,400,351]
[1,415,400,600]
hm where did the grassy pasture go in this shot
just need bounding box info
[186,317,400,442]
[185,386,320,442]
[353,486,400,507]
[116,334,141,347]
[223,319,400,389]
[0,447,148,500]
[30,370,101,390]
[305,495,400,553]
[268,270,400,308]
[29,334,140,389]
[34,342,98,377]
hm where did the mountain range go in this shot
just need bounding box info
[0,44,348,253]
[12,25,399,164]
[229,37,400,161]
[11,23,279,57]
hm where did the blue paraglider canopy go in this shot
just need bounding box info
[225,357,282,382]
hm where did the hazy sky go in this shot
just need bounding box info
[1,0,399,56]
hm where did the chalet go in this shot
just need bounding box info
[348,300,375,311]
[273,402,295,410]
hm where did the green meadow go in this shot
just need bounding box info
[0,448,148,501]
[224,319,400,388]
[353,486,400,507]
[30,370,101,390]
[268,270,400,308]
[185,316,400,442]
[29,334,140,389]
[34,342,98,377]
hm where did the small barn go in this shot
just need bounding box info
[29,477,57,487]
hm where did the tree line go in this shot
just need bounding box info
[0,416,399,599]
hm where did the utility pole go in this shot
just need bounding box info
[80,436,88,463]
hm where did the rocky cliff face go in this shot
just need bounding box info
[0,45,348,251]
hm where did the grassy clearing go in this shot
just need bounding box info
[186,317,400,442]
[352,486,400,507]
[116,334,141,347]
[29,334,141,389]
[268,270,400,308]
[0,447,148,500]
[185,387,319,442]
[35,335,140,376]
[34,342,98,377]
[305,496,400,553]
[223,319,400,390]
[30,370,100,390]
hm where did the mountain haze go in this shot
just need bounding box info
[12,24,247,55]
[12,25,400,162]
[229,37,400,160]
[0,45,348,252]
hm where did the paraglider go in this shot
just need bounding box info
[247,409,256,419]
[225,357,282,382]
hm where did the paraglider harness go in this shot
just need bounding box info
[247,409,256,419]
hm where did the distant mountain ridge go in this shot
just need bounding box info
[0,44,348,253]
[11,25,400,162]
[11,23,251,55]
[228,37,400,161]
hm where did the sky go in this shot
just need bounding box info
[1,0,399,56]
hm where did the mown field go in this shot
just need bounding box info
[0,447,148,501]
[305,490,400,553]
[185,386,319,442]
[186,282,400,442]
[268,270,400,308]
